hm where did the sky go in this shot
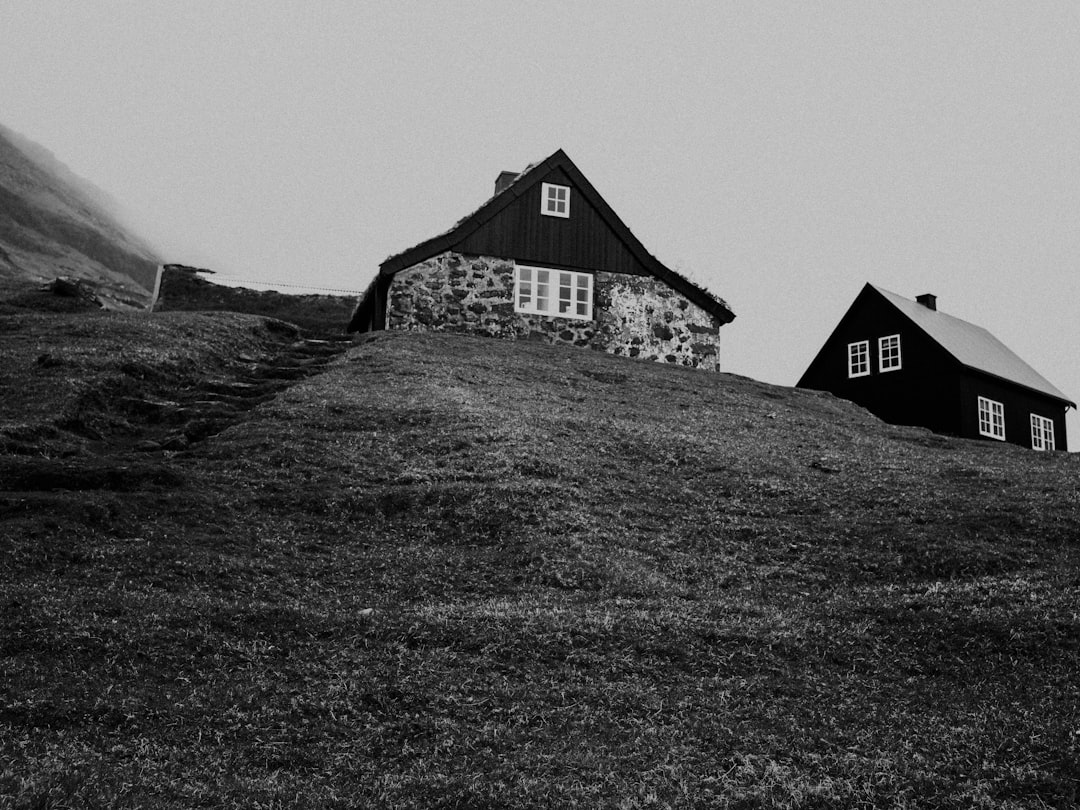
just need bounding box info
[4,1,1080,443]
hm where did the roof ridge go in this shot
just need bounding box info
[869,283,1073,406]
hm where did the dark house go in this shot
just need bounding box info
[348,149,735,370]
[798,284,1074,451]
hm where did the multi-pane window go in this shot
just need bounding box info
[879,334,901,372]
[541,183,570,218]
[848,341,870,378]
[515,265,592,320]
[978,396,1006,440]
[1031,414,1056,451]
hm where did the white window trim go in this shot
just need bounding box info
[879,334,902,372]
[1031,414,1055,451]
[978,396,1006,441]
[848,340,870,378]
[514,264,593,320]
[541,182,570,218]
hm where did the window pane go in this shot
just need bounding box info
[516,266,591,319]
[849,341,869,376]
[979,397,1005,439]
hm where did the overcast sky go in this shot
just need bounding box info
[4,1,1079,442]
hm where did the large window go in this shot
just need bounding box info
[514,265,592,320]
[978,396,1006,441]
[1031,414,1055,451]
[879,334,901,372]
[541,183,570,218]
[848,341,870,378]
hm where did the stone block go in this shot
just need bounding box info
[687,323,718,335]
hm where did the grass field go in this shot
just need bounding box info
[1,311,1078,808]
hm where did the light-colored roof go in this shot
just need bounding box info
[872,285,1074,406]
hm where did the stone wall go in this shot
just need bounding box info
[386,251,723,370]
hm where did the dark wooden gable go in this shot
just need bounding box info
[798,284,965,435]
[456,165,649,276]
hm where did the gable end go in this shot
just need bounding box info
[374,150,734,325]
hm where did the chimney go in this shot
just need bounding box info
[494,171,518,195]
[916,293,937,311]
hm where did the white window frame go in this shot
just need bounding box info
[848,340,870,378]
[978,396,1006,441]
[514,264,592,320]
[1031,414,1055,451]
[541,182,570,218]
[879,334,902,372]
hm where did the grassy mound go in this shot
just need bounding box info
[153,265,356,338]
[2,321,1078,808]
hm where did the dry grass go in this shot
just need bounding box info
[1,316,1079,808]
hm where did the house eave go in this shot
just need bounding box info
[962,366,1076,410]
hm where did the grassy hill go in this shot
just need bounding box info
[1,312,1078,808]
[0,123,161,308]
[153,264,356,338]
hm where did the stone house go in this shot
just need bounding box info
[347,149,735,369]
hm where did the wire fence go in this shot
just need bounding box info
[211,277,364,295]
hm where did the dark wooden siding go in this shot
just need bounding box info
[958,372,1069,451]
[455,167,650,275]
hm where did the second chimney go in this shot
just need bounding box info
[495,171,518,195]
[916,293,937,311]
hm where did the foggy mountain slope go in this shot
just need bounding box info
[0,122,161,307]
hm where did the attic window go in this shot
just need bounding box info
[978,396,1006,441]
[541,183,570,218]
[515,265,592,320]
[1031,414,1055,451]
[879,334,901,372]
[848,341,870,378]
